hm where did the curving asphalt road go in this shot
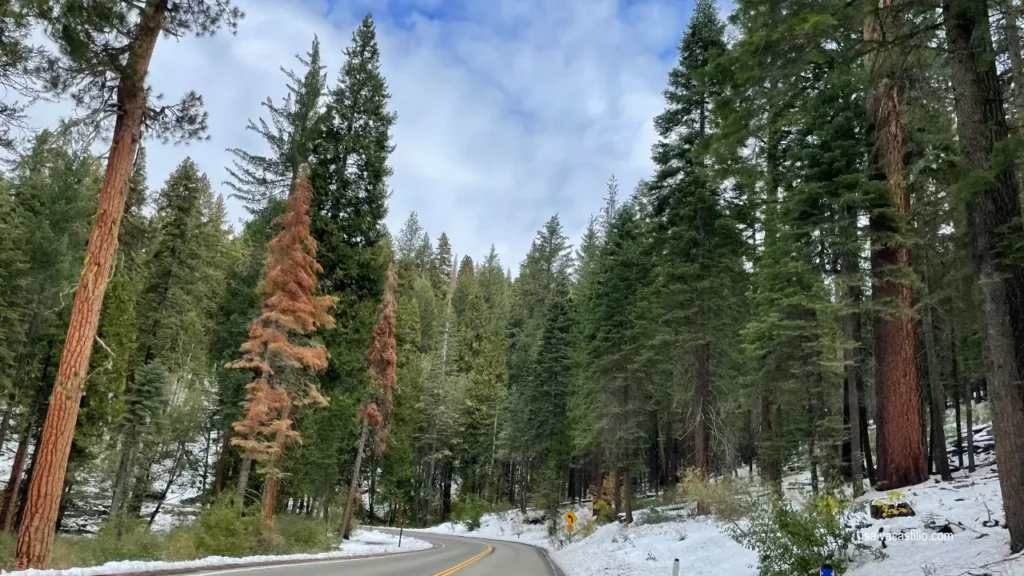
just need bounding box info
[186,529,562,576]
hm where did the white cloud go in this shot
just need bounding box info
[21,0,697,269]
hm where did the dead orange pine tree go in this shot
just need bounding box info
[340,263,397,540]
[228,174,335,531]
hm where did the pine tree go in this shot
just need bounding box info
[529,281,574,521]
[505,216,572,508]
[340,263,397,539]
[396,212,427,265]
[227,36,327,215]
[588,202,649,523]
[18,2,241,565]
[109,361,167,532]
[229,175,335,531]
[432,233,455,301]
[649,0,747,479]
[208,208,281,498]
[306,13,397,516]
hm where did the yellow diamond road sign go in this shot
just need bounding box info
[563,511,577,526]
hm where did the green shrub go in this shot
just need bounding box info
[274,514,334,553]
[452,494,489,531]
[678,468,749,522]
[188,497,261,558]
[592,499,615,524]
[732,490,879,576]
[84,519,165,565]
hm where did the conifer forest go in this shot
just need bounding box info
[4,0,1024,574]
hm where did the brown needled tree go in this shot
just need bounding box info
[228,174,335,532]
[15,0,241,568]
[340,263,397,541]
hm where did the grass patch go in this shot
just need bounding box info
[0,502,337,571]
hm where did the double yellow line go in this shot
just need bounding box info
[431,545,494,576]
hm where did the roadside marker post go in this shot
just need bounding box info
[398,505,404,547]
[672,558,679,575]
[821,564,834,576]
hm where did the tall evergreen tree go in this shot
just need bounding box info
[648,0,747,479]
[306,13,397,524]
[227,36,327,215]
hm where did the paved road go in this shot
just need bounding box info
[189,530,561,576]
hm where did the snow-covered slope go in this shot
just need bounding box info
[421,464,1024,575]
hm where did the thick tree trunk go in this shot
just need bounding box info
[14,2,167,569]
[865,0,927,490]
[944,0,1024,551]
[1,421,32,532]
[340,416,369,541]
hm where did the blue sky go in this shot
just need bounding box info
[30,0,706,269]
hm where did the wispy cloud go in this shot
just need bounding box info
[23,0,698,268]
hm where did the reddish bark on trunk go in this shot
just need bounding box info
[864,0,927,490]
[14,3,167,568]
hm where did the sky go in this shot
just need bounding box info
[24,0,702,270]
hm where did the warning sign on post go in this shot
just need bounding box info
[563,511,578,533]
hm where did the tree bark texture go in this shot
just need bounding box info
[864,0,927,490]
[944,0,1024,550]
[14,2,167,568]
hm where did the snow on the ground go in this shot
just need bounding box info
[0,529,431,576]
[847,465,1024,576]
[420,463,1024,575]
[420,504,757,576]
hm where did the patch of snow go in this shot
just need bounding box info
[0,528,431,576]
[419,463,1024,576]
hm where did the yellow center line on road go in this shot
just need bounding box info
[431,545,494,576]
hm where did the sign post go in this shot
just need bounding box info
[562,511,578,534]
[672,558,680,576]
